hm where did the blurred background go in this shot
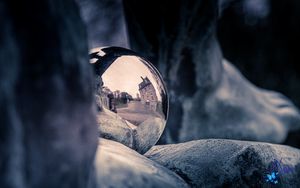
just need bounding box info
[78,0,300,106]
[219,0,300,110]
[217,0,300,147]
[77,0,300,147]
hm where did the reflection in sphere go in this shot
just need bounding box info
[90,47,168,154]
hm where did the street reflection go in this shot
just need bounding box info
[98,56,166,126]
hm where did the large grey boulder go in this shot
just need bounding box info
[145,139,300,187]
[94,139,189,188]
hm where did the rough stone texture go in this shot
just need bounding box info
[95,139,189,188]
[145,139,300,187]
[97,108,134,148]
[97,107,165,154]
[123,0,300,144]
[135,117,165,154]
[0,0,97,187]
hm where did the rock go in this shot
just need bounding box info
[135,117,166,154]
[0,0,97,187]
[94,139,189,188]
[145,139,300,187]
[97,108,134,148]
[97,107,166,154]
[178,60,300,143]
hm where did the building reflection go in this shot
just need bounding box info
[138,76,158,111]
[98,75,163,125]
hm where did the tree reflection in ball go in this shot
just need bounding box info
[90,47,168,154]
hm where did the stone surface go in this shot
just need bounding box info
[97,107,166,154]
[0,0,97,187]
[145,139,300,187]
[135,117,165,154]
[97,108,134,148]
[179,60,300,143]
[95,139,189,188]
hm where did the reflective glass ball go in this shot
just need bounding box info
[90,47,168,154]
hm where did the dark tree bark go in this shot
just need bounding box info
[0,0,97,187]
